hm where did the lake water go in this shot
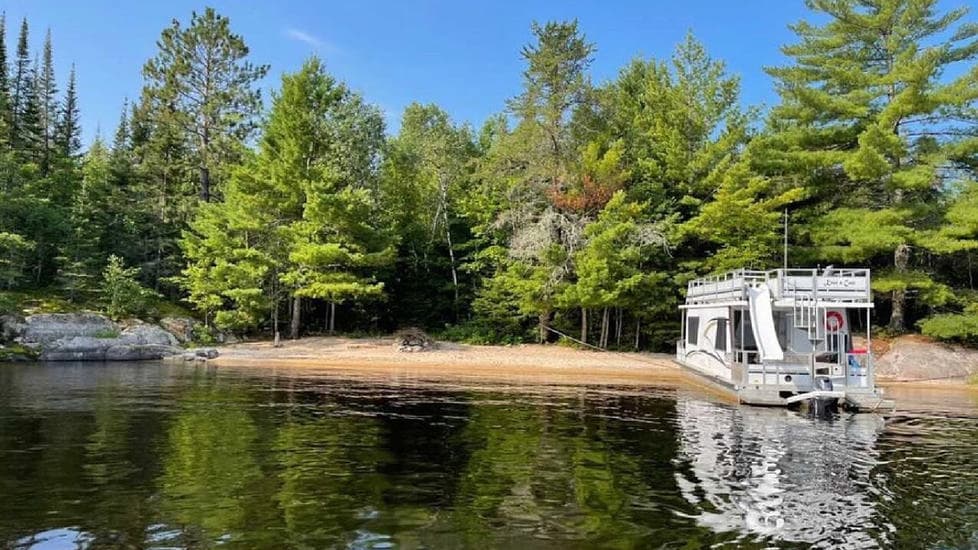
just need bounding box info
[1,362,977,549]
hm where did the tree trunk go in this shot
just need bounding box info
[328,302,336,334]
[580,308,588,345]
[889,243,911,332]
[538,310,550,344]
[290,295,301,339]
[616,308,622,348]
[199,165,211,202]
[272,299,281,346]
[634,318,641,350]
[600,307,610,349]
[443,203,459,317]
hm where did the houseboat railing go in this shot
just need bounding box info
[686,268,872,305]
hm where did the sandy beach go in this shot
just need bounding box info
[210,336,696,387]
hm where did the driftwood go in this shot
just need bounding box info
[394,327,435,353]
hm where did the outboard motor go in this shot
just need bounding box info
[809,376,838,417]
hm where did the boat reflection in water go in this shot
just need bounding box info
[674,398,886,547]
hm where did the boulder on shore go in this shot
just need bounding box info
[875,335,978,381]
[159,316,197,344]
[8,313,185,362]
[394,327,435,353]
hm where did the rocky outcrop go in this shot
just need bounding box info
[159,316,196,344]
[6,313,189,362]
[875,336,978,381]
[394,327,435,353]
[19,313,116,345]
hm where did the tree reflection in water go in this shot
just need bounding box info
[0,363,976,549]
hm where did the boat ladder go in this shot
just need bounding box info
[792,294,825,348]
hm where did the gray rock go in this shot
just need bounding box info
[5,312,185,362]
[119,324,180,347]
[40,335,183,361]
[0,314,25,341]
[192,347,219,359]
[105,343,184,361]
[19,313,116,345]
[214,331,241,345]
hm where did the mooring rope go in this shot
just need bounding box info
[542,325,670,367]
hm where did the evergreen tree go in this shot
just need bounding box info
[54,64,80,158]
[761,0,978,331]
[141,7,268,202]
[58,137,112,299]
[560,192,668,348]
[9,18,28,145]
[130,89,193,290]
[38,29,57,172]
[0,14,11,147]
[17,56,43,163]
[475,20,597,342]
[181,58,391,336]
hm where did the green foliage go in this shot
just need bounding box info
[3,6,978,349]
[0,231,33,289]
[920,305,978,344]
[181,57,391,334]
[100,255,159,319]
[759,0,978,330]
[141,7,268,203]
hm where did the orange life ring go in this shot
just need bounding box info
[826,310,845,332]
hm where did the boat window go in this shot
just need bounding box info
[716,318,728,351]
[733,310,756,350]
[687,316,699,345]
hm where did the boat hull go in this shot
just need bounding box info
[674,358,894,411]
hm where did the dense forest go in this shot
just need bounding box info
[1,0,977,350]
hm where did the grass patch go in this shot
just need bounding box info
[93,328,120,339]
[0,288,195,322]
[0,344,38,362]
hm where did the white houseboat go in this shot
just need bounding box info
[675,268,894,411]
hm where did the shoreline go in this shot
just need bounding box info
[210,336,684,386]
[210,336,978,394]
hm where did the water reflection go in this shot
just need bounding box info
[0,362,976,548]
[674,401,886,547]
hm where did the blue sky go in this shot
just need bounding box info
[0,0,956,146]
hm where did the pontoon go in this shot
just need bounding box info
[675,268,894,411]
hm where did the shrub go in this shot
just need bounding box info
[919,302,978,345]
[100,256,160,320]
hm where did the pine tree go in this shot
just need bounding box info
[477,20,597,342]
[58,137,112,299]
[18,56,43,164]
[10,17,30,150]
[54,64,80,158]
[181,58,391,336]
[38,29,57,173]
[560,192,668,348]
[0,14,11,148]
[141,7,268,202]
[761,0,978,331]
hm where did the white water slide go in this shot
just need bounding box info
[747,284,784,361]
